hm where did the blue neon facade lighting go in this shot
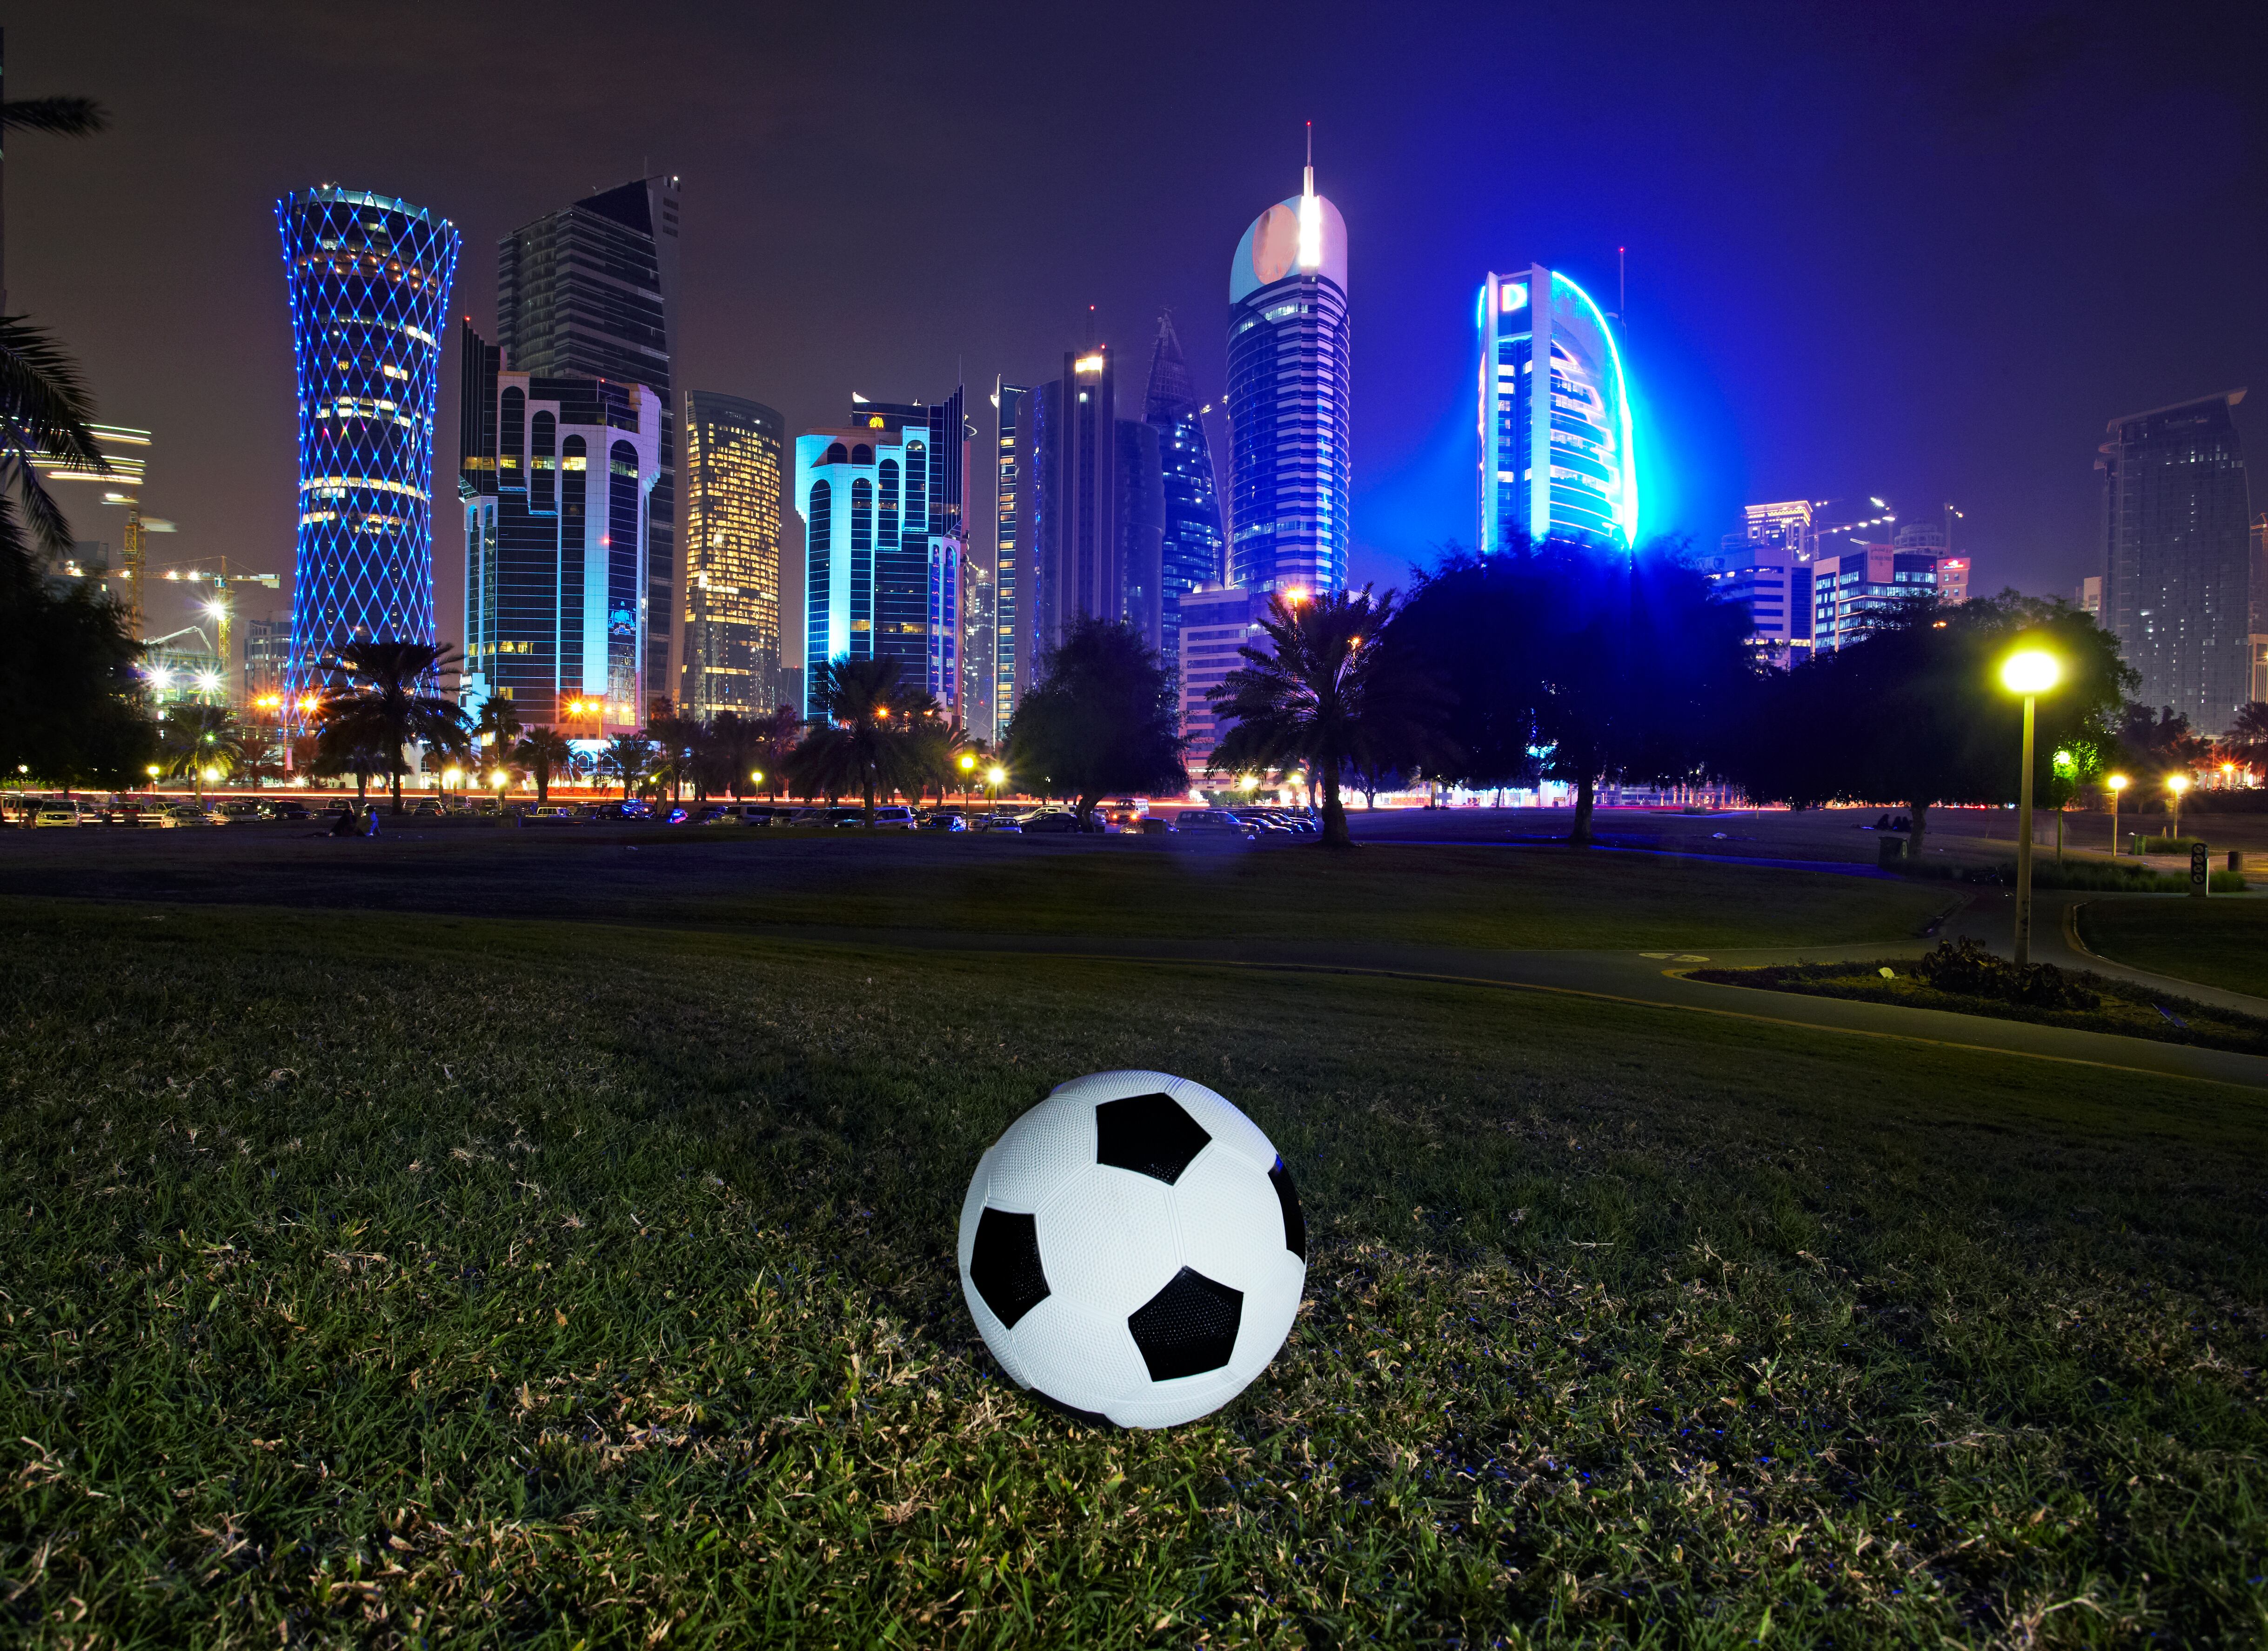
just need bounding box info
[277,186,459,703]
[1476,265,1639,552]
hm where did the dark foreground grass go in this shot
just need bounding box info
[2079,897,2268,1000]
[2,897,2264,1647]
[1684,959,2268,1056]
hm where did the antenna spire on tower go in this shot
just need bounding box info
[1304,121,1315,197]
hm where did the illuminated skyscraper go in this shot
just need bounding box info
[794,402,963,721]
[499,177,680,714]
[1226,142,1349,596]
[992,381,1027,732]
[1700,500,1814,658]
[457,320,662,731]
[1476,266,1637,551]
[1143,313,1226,661]
[681,392,785,718]
[2099,391,2256,730]
[276,186,458,702]
[1013,347,1166,692]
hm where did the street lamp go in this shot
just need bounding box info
[1998,647,2061,968]
[2105,773,2128,854]
[2168,772,2190,840]
[986,764,1005,812]
[957,751,976,805]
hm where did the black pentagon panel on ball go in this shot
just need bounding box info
[1270,1155,1307,1260]
[1025,1387,1117,1430]
[1094,1092,1212,1185]
[969,1208,1050,1329]
[1128,1267,1244,1381]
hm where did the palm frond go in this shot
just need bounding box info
[0,447,82,563]
[1,97,109,137]
[0,316,108,470]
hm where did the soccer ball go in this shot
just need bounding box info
[957,1068,1307,1429]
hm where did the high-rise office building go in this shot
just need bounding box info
[1701,501,1814,658]
[2099,391,2256,730]
[794,404,963,721]
[1476,266,1637,552]
[992,381,1027,732]
[1177,584,1262,774]
[276,187,458,704]
[457,321,663,730]
[1013,348,1167,694]
[1227,147,1349,596]
[243,614,292,704]
[851,390,969,721]
[1891,522,1971,603]
[498,177,681,714]
[680,392,784,718]
[2079,575,2103,621]
[1143,313,1226,662]
[2252,516,2268,705]
[1809,544,1947,652]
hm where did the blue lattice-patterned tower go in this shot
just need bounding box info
[277,186,459,709]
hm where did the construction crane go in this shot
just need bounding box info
[151,558,281,696]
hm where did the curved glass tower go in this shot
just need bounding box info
[1477,266,1638,551]
[1226,154,1349,597]
[277,186,459,703]
[1143,311,1226,659]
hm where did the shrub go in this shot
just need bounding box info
[1912,938,2100,1010]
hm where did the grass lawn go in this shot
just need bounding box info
[3,895,2263,1646]
[0,833,1956,954]
[2079,897,2268,999]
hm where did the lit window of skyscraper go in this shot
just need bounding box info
[993,381,1027,732]
[1227,142,1349,597]
[276,186,458,704]
[681,392,785,718]
[1476,266,1637,552]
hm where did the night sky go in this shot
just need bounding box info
[13,2,2268,665]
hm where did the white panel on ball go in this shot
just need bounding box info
[957,1068,1308,1430]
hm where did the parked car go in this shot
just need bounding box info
[32,801,90,827]
[96,801,171,828]
[165,804,226,826]
[267,800,312,821]
[919,810,968,831]
[984,811,1024,833]
[833,805,917,829]
[215,799,265,821]
[782,807,833,827]
[520,804,585,825]
[689,803,775,826]
[584,800,654,823]
[1230,810,1295,834]
[1016,809,1086,834]
[1175,808,1258,839]
[1136,816,1176,835]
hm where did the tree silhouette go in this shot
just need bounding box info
[1005,618,1186,829]
[785,657,937,825]
[315,640,469,814]
[514,726,575,805]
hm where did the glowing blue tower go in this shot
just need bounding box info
[277,186,459,703]
[1477,266,1637,552]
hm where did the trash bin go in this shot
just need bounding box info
[1877,835,1907,868]
[2231,850,2246,873]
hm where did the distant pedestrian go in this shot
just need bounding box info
[321,807,359,839]
[363,804,382,838]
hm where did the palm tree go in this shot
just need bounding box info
[755,705,803,799]
[473,695,524,774]
[647,713,701,800]
[600,732,656,800]
[1208,586,1420,848]
[514,726,575,805]
[784,657,934,825]
[156,704,250,804]
[315,640,470,814]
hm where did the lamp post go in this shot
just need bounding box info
[957,751,977,809]
[2168,773,2189,841]
[2105,773,2127,855]
[986,764,1005,813]
[1999,648,2061,968]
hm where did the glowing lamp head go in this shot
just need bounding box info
[750,769,764,783]
[442,768,462,786]
[986,765,1005,786]
[490,770,508,789]
[146,764,161,778]
[1998,650,2060,695]
[958,754,976,771]
[201,766,219,783]
[2106,773,2128,793]
[2168,774,2191,795]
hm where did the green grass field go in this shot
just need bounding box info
[2080,897,2268,999]
[3,893,2263,1646]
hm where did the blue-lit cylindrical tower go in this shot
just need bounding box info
[277,186,459,706]
[1226,161,1350,597]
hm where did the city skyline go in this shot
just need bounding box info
[15,7,2268,713]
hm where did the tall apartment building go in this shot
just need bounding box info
[852,390,970,725]
[1143,313,1226,664]
[2098,391,2256,730]
[1476,266,1637,551]
[457,320,663,731]
[498,177,681,714]
[275,187,458,705]
[991,381,1027,736]
[680,391,784,718]
[1013,348,1165,694]
[1227,146,1349,596]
